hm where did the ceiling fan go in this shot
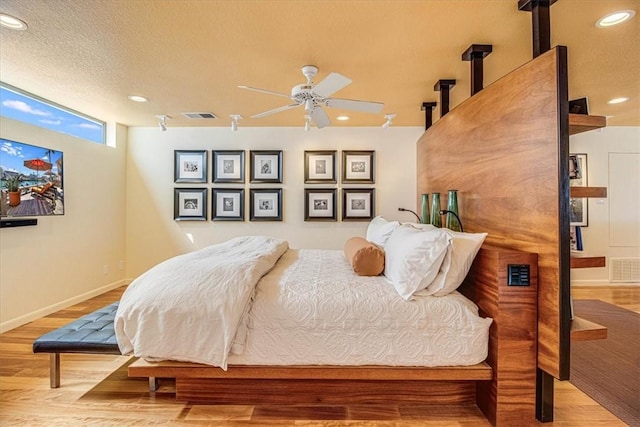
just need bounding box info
[238,65,384,128]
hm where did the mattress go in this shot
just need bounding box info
[228,249,492,367]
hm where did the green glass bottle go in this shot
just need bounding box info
[420,194,430,224]
[430,192,442,227]
[446,189,461,231]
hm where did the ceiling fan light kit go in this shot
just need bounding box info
[239,65,384,129]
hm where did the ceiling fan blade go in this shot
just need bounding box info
[238,85,292,99]
[324,98,384,114]
[250,103,300,119]
[312,72,352,98]
[311,107,331,128]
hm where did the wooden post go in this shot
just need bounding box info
[462,44,493,96]
[421,102,437,130]
[518,0,557,58]
[434,80,456,117]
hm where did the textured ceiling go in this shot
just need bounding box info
[0,0,638,129]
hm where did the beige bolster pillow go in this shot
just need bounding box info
[344,236,385,276]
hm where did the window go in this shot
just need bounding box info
[0,83,105,144]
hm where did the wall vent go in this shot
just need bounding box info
[609,257,640,283]
[182,112,217,119]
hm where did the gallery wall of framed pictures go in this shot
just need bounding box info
[173,149,284,222]
[173,148,377,223]
[304,149,376,222]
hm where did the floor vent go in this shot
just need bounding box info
[609,257,640,283]
[182,112,217,119]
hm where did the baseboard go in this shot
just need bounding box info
[0,279,129,333]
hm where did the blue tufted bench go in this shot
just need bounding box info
[33,302,121,388]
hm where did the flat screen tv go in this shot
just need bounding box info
[0,138,64,217]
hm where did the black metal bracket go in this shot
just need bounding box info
[462,44,493,95]
[433,80,456,117]
[421,102,437,130]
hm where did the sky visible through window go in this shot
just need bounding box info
[0,85,104,144]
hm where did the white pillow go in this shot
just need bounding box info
[418,229,488,297]
[384,224,451,300]
[366,216,400,248]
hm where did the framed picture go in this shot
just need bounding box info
[174,150,207,183]
[304,188,337,221]
[342,188,375,221]
[174,188,207,221]
[304,150,337,183]
[213,150,245,183]
[212,188,244,221]
[569,153,588,226]
[342,150,375,184]
[250,188,283,221]
[250,150,283,183]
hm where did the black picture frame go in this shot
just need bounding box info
[304,150,337,184]
[250,150,283,183]
[342,188,375,221]
[174,150,207,183]
[174,188,207,221]
[212,188,245,221]
[342,150,375,184]
[304,188,337,221]
[213,150,245,183]
[250,188,283,221]
[569,153,588,227]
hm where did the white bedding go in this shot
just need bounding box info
[229,249,492,367]
[114,236,288,369]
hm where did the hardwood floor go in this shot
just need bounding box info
[1,285,636,426]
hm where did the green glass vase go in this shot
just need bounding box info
[420,194,430,224]
[446,189,461,231]
[430,192,442,227]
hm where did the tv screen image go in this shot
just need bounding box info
[0,138,64,217]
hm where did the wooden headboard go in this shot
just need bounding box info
[417,47,570,381]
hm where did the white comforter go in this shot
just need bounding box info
[114,236,288,369]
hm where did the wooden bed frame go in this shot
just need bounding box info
[129,46,570,426]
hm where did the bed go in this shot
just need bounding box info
[122,46,572,427]
[116,233,492,370]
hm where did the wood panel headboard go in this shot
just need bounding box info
[416,47,570,380]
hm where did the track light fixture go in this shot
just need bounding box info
[382,113,396,128]
[156,115,170,131]
[230,114,242,131]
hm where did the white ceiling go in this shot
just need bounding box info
[0,0,638,129]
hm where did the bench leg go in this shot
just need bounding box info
[50,353,60,388]
[149,376,158,392]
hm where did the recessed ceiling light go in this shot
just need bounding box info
[596,10,635,27]
[0,13,28,30]
[336,115,350,121]
[607,97,629,104]
[128,95,149,103]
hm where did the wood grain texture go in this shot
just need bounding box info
[1,285,633,426]
[129,359,492,380]
[569,113,606,135]
[417,47,569,380]
[570,187,607,198]
[459,246,538,426]
[176,378,477,405]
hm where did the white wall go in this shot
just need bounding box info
[570,126,640,284]
[0,117,127,331]
[126,126,422,277]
